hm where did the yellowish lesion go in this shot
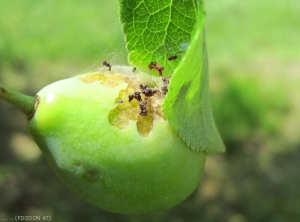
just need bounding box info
[108,84,140,129]
[108,76,164,137]
[80,72,165,137]
[78,73,126,88]
[78,74,107,83]
[137,115,154,137]
[101,80,119,88]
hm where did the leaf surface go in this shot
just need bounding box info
[119,0,225,153]
[119,0,197,75]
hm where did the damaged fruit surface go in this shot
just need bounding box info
[27,66,206,214]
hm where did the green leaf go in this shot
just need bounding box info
[119,0,197,75]
[119,0,225,154]
[163,1,225,153]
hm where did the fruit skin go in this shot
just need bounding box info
[27,66,206,214]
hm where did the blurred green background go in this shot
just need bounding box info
[0,0,299,221]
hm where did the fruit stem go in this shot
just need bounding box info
[0,82,36,117]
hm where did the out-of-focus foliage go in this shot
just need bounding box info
[212,74,290,144]
[1,0,300,221]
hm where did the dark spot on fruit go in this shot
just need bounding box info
[87,169,99,179]
[132,67,136,72]
[73,161,82,167]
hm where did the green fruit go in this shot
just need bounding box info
[26,66,206,214]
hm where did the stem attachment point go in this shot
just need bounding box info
[28,95,41,120]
